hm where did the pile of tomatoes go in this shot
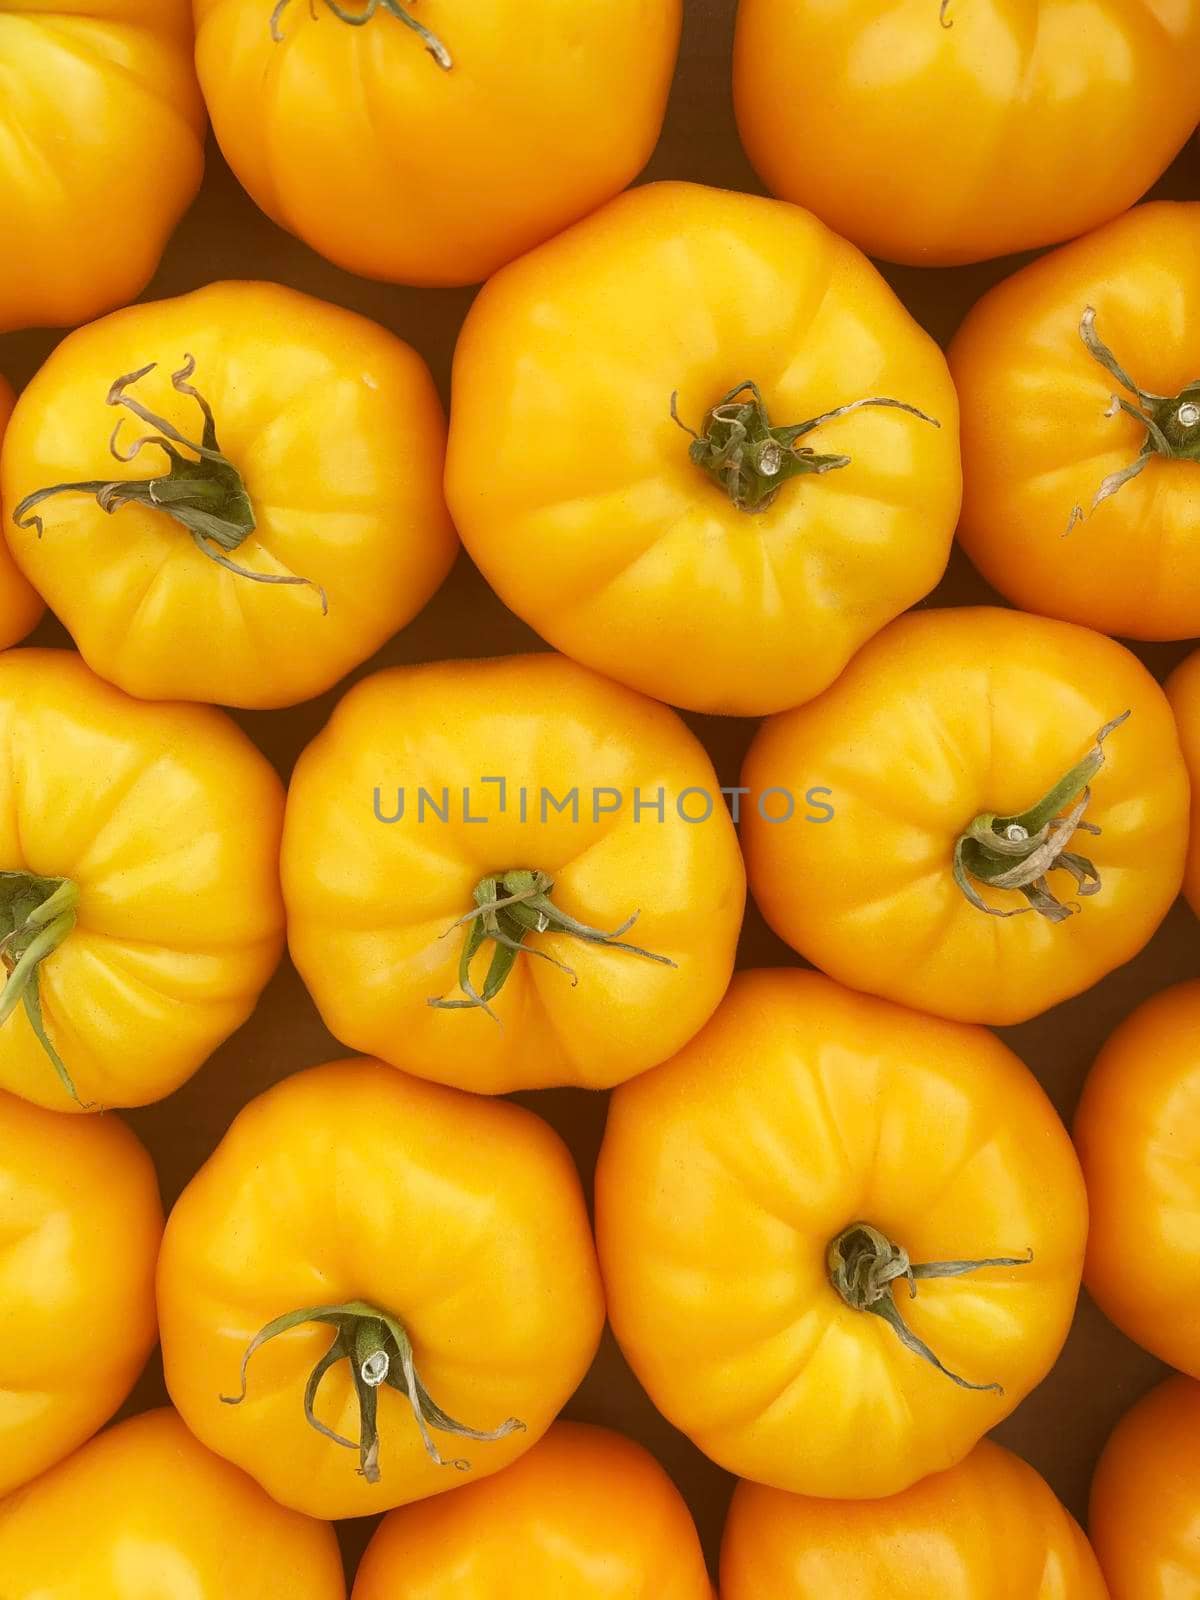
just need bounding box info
[1,3,1199,1596]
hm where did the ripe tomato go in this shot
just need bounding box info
[742,607,1188,1026]
[1090,1375,1200,1597]
[353,1422,714,1600]
[446,181,961,716]
[595,969,1087,1500]
[1167,646,1200,916]
[1,282,456,709]
[192,0,681,288]
[1075,981,1200,1376]
[0,1089,161,1498]
[721,1439,1107,1598]
[0,3,205,334]
[0,1409,346,1599]
[0,649,284,1112]
[0,377,41,650]
[951,203,1200,639]
[281,653,745,1093]
[734,0,1200,267]
[157,1058,605,1520]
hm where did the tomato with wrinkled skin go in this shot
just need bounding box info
[0,1409,346,1599]
[721,1440,1108,1598]
[1168,646,1200,916]
[0,1089,162,1498]
[595,969,1087,1500]
[742,607,1188,1026]
[158,1058,605,1520]
[1075,981,1200,1376]
[0,378,41,650]
[1,281,456,709]
[446,181,961,717]
[353,1422,714,1600]
[951,203,1200,639]
[734,0,1200,267]
[0,649,284,1113]
[193,0,681,289]
[281,653,745,1093]
[1090,1375,1200,1598]
[0,2,205,334]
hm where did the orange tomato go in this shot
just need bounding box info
[0,377,41,650]
[158,1058,605,1520]
[721,1440,1107,1598]
[1168,646,1200,916]
[353,1422,714,1600]
[1090,1374,1200,1598]
[0,1409,346,1599]
[595,969,1087,1500]
[0,649,284,1112]
[742,607,1189,1026]
[1,282,456,708]
[446,181,961,716]
[192,0,681,287]
[0,3,205,333]
[952,202,1200,639]
[734,0,1200,266]
[1075,980,1200,1376]
[281,653,745,1093]
[0,1089,162,1498]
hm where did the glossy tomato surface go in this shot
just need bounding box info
[735,0,1200,265]
[447,181,960,716]
[1168,646,1200,916]
[596,969,1087,1500]
[0,375,40,647]
[0,2,205,333]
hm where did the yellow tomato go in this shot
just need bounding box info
[1,281,456,708]
[0,2,205,334]
[0,376,41,649]
[734,0,1200,267]
[446,181,961,716]
[353,1422,714,1600]
[0,1409,346,1599]
[1075,981,1200,1376]
[1090,1375,1200,1598]
[281,653,745,1093]
[0,1089,161,1498]
[0,649,284,1112]
[742,607,1188,1026]
[595,969,1087,1500]
[193,0,681,287]
[722,1440,1107,1598]
[952,203,1200,639]
[1168,646,1200,916]
[157,1058,605,1520]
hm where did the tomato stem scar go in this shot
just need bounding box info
[828,1222,1032,1392]
[670,380,939,514]
[11,358,328,613]
[0,872,88,1106]
[953,711,1130,922]
[221,1299,524,1484]
[270,0,453,69]
[1065,306,1200,534]
[428,868,676,1022]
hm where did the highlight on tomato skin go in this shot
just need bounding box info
[721,1439,1108,1598]
[0,2,206,335]
[1166,646,1200,918]
[733,0,1200,267]
[0,375,42,649]
[0,1409,347,1600]
[192,0,682,288]
[353,1422,715,1600]
[1090,1375,1200,1599]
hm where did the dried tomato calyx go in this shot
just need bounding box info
[0,871,85,1105]
[670,379,940,514]
[270,0,452,69]
[828,1221,1032,1393]
[221,1299,524,1485]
